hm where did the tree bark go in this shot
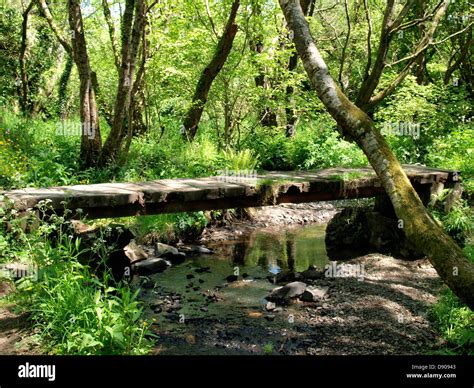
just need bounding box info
[102,0,121,73]
[250,1,277,128]
[285,0,313,137]
[415,0,427,85]
[355,0,398,111]
[37,0,102,167]
[279,0,474,309]
[99,0,146,166]
[19,1,34,114]
[182,0,240,141]
[252,37,277,128]
[444,25,472,86]
[68,0,102,167]
[122,26,150,160]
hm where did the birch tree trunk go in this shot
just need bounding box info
[279,0,474,309]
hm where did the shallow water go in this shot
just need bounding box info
[142,224,329,354]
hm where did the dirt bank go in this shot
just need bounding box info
[199,202,339,243]
[0,282,39,355]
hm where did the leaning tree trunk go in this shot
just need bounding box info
[182,0,240,141]
[279,0,474,309]
[68,0,102,167]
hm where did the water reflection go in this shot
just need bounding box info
[145,223,330,346]
[213,223,329,273]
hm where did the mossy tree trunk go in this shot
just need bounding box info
[279,0,474,309]
[68,0,103,167]
[285,0,313,137]
[38,0,102,167]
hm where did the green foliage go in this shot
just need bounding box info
[432,198,473,245]
[244,129,293,170]
[430,245,474,355]
[263,342,274,355]
[0,203,155,355]
[426,127,474,190]
[29,261,153,355]
[441,201,473,240]
[0,6,21,107]
[131,214,180,243]
[0,0,472,358]
[0,5,59,114]
[430,289,474,355]
[222,148,259,171]
[174,211,208,242]
[374,76,473,182]
[0,110,85,189]
[289,125,367,170]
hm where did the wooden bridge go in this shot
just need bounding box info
[0,165,459,220]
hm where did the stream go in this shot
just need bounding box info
[141,224,329,355]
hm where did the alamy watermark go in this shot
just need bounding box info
[324,261,365,282]
[18,362,55,382]
[0,263,39,281]
[56,120,96,140]
[216,168,258,185]
[381,122,421,140]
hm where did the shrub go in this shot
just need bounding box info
[1,202,155,355]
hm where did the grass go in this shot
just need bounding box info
[263,342,274,355]
[0,203,156,355]
[23,261,153,355]
[429,244,474,355]
[1,106,473,355]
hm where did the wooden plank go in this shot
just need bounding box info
[0,165,461,219]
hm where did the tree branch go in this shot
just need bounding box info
[102,0,121,72]
[338,0,351,91]
[205,0,219,38]
[36,0,73,56]
[362,0,372,83]
[387,22,472,67]
[444,25,472,84]
[369,0,451,107]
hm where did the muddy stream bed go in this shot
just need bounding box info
[139,219,443,355]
